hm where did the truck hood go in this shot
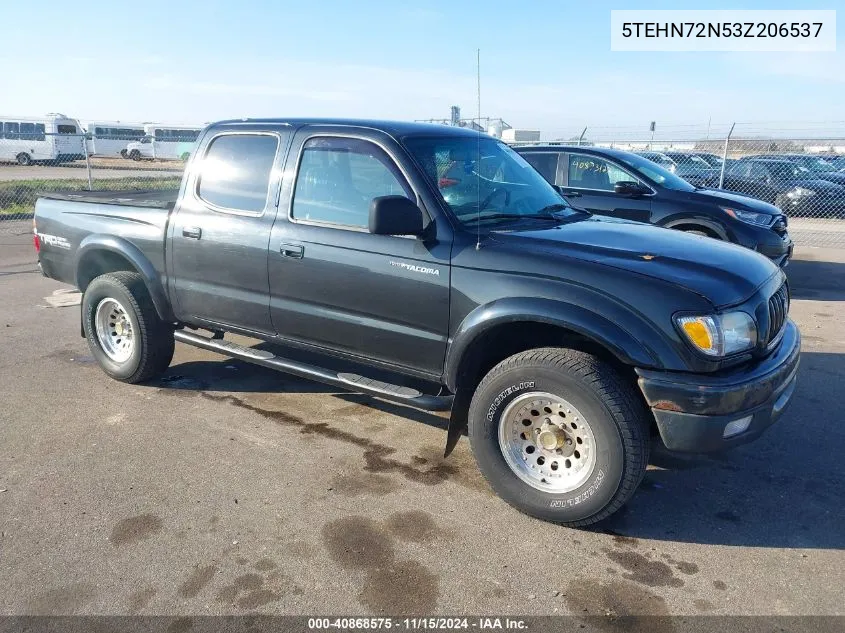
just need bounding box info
[495,216,779,308]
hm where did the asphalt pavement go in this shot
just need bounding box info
[0,221,843,619]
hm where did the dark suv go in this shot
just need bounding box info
[516,145,793,266]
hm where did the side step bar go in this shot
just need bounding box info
[173,330,453,412]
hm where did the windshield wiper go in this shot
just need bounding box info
[538,203,592,217]
[476,212,563,223]
[536,203,571,214]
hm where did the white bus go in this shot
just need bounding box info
[125,123,203,161]
[84,121,146,157]
[0,113,85,165]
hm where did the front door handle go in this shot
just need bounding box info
[560,189,582,198]
[182,226,202,239]
[280,243,304,259]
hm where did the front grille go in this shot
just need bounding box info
[768,284,789,342]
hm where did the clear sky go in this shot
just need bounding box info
[2,0,843,139]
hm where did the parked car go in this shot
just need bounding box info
[516,145,793,266]
[760,153,845,187]
[635,150,674,168]
[634,151,716,187]
[692,152,725,169]
[661,151,720,186]
[34,119,799,527]
[721,157,845,218]
[823,155,845,171]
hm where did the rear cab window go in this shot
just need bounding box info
[196,133,280,213]
[291,136,413,228]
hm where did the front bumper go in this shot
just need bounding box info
[758,235,793,268]
[636,320,801,452]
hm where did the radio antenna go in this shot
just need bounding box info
[475,48,482,250]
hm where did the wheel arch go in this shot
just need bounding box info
[445,299,663,393]
[661,216,728,240]
[75,235,174,322]
[441,298,666,457]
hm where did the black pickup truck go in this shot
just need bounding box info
[34,119,800,526]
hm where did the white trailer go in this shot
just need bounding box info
[502,129,542,143]
[0,113,84,165]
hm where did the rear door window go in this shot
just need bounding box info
[291,137,413,228]
[196,133,279,213]
[520,152,560,185]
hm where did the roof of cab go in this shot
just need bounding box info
[513,144,640,159]
[210,118,487,138]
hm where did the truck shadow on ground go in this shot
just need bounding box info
[153,359,450,432]
[600,350,845,549]
[786,258,845,301]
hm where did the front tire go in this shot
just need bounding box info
[468,348,649,526]
[82,271,174,383]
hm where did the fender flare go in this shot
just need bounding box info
[441,297,675,457]
[444,297,670,393]
[662,216,729,241]
[75,234,174,322]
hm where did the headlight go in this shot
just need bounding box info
[721,207,773,226]
[786,186,816,199]
[675,311,757,357]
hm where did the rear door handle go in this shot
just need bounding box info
[560,189,582,198]
[280,243,304,259]
[182,226,202,239]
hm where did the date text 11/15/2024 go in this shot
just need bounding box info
[307,617,528,630]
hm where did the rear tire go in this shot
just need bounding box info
[82,271,174,383]
[16,153,32,166]
[130,150,141,161]
[468,348,649,526]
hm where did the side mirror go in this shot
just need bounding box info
[368,196,425,236]
[614,180,649,196]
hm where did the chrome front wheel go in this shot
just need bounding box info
[94,298,135,363]
[498,392,597,494]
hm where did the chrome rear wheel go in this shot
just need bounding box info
[94,298,135,363]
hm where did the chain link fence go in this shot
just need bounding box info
[3,125,845,248]
[0,132,185,232]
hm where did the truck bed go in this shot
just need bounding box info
[39,189,179,209]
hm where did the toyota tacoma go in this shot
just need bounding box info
[33,119,800,526]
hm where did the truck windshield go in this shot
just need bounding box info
[404,135,577,226]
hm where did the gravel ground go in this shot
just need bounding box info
[0,223,843,620]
